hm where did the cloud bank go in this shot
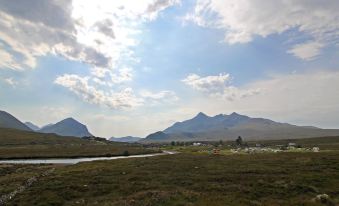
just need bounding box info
[185,0,339,60]
[0,0,180,109]
[0,0,180,70]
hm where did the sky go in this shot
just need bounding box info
[0,0,339,138]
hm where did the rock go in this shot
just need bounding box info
[314,194,335,205]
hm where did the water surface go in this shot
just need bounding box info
[0,151,175,164]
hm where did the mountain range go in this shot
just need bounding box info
[142,112,339,142]
[109,136,142,143]
[3,109,339,142]
[0,110,92,138]
[38,118,93,137]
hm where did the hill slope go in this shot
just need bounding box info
[0,110,32,131]
[0,127,156,159]
[0,127,89,146]
[25,122,40,131]
[143,112,339,142]
[38,118,93,137]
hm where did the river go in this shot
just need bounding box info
[0,151,176,164]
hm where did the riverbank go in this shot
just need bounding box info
[0,147,159,160]
[0,144,160,160]
[0,127,159,160]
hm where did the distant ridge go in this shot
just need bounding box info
[25,122,40,131]
[109,136,141,143]
[40,123,54,130]
[0,110,32,131]
[38,117,93,137]
[142,112,339,142]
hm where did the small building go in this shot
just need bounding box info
[193,142,201,146]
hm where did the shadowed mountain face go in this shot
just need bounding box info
[109,136,141,143]
[163,112,250,134]
[143,112,339,142]
[25,122,40,131]
[38,118,93,137]
[0,110,32,131]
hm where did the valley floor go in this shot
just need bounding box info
[1,151,339,206]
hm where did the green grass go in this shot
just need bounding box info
[4,151,339,206]
[0,128,157,159]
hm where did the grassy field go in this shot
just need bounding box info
[247,136,339,150]
[1,151,338,206]
[160,136,339,153]
[0,128,157,159]
[1,134,339,205]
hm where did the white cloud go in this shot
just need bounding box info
[3,77,18,87]
[90,67,133,85]
[55,73,178,109]
[55,74,143,109]
[182,73,259,101]
[140,90,179,104]
[0,47,23,71]
[182,73,231,92]
[185,0,339,60]
[287,41,324,61]
[146,0,181,20]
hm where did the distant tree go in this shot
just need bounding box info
[213,142,219,147]
[219,140,223,145]
[236,136,243,146]
[171,141,175,146]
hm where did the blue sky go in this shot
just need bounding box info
[1,0,339,137]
